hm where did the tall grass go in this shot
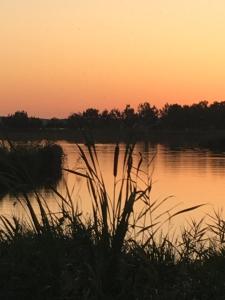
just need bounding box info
[0,142,225,299]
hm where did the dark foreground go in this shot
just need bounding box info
[1,224,225,300]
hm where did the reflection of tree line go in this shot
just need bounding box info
[156,144,225,175]
[2,101,225,130]
[97,142,225,176]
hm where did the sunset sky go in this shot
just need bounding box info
[1,0,225,117]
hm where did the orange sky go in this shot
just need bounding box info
[1,0,225,117]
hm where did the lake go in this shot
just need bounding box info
[1,141,225,229]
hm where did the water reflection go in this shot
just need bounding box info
[0,141,225,228]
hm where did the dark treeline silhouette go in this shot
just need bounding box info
[1,111,42,129]
[160,101,225,129]
[1,101,225,130]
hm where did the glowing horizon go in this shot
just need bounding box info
[1,1,225,118]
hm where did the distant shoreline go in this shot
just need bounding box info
[1,128,225,148]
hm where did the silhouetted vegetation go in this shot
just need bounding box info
[0,142,225,299]
[1,111,42,129]
[160,101,225,129]
[2,101,225,131]
[2,101,225,148]
[0,141,64,198]
[67,103,158,130]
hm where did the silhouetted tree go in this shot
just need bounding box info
[137,102,158,126]
[160,104,186,129]
[100,110,113,127]
[82,108,100,127]
[109,109,121,121]
[2,111,43,129]
[122,105,137,127]
[67,113,83,128]
[209,101,225,129]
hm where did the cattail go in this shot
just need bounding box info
[113,143,119,177]
[137,152,143,175]
[127,152,133,177]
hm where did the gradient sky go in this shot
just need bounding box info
[1,0,225,117]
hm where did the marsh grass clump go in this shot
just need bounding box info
[0,142,225,299]
[0,141,64,197]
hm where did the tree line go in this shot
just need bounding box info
[1,101,225,130]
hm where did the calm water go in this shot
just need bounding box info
[1,141,225,227]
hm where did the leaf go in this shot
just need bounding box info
[137,222,160,235]
[64,168,91,179]
[169,204,206,220]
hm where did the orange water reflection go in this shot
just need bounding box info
[0,142,225,230]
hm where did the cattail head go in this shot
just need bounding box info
[113,143,119,177]
[127,151,133,177]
